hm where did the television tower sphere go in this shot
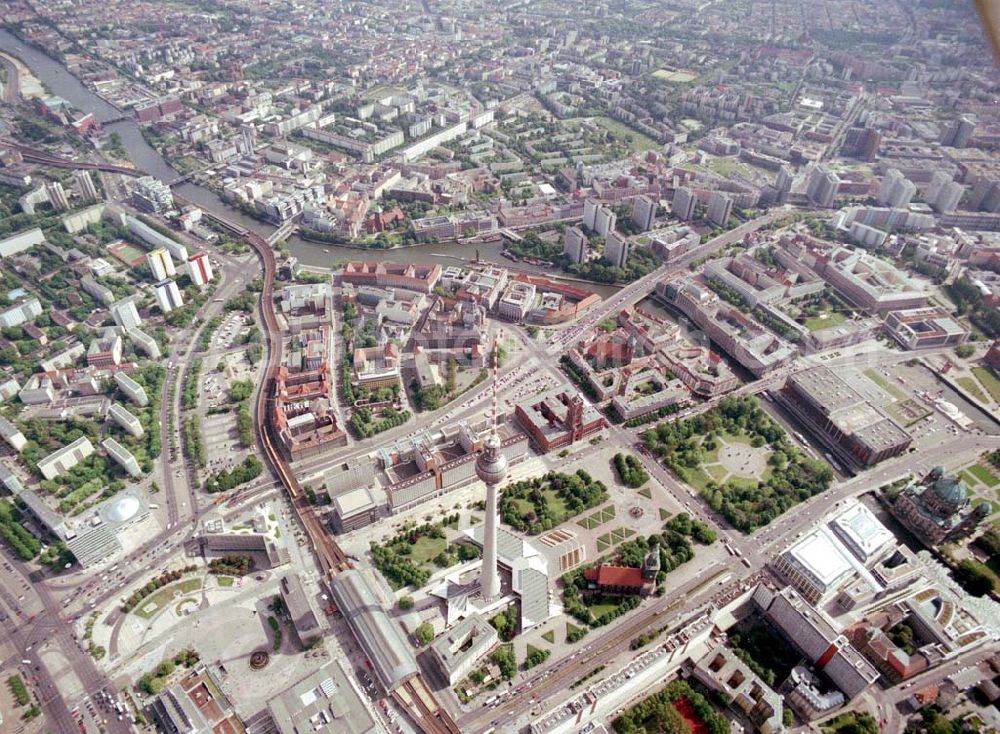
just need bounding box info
[476,433,508,486]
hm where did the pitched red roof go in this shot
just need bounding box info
[585,565,644,589]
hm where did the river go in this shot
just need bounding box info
[0,29,618,297]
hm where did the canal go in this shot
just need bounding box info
[0,29,619,297]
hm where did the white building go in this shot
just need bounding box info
[188,252,214,286]
[102,437,142,478]
[109,403,144,438]
[114,372,149,407]
[706,191,733,227]
[146,248,176,280]
[562,226,588,264]
[631,195,657,232]
[110,299,142,330]
[0,416,27,453]
[38,437,95,480]
[0,298,42,328]
[153,279,184,313]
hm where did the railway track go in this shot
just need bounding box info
[393,678,463,734]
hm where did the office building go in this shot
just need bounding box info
[44,181,70,211]
[631,195,657,231]
[74,170,99,203]
[331,485,381,533]
[38,436,95,480]
[149,668,243,734]
[153,279,184,313]
[279,573,323,647]
[706,191,732,227]
[778,365,912,469]
[430,613,499,686]
[930,181,964,214]
[807,166,840,208]
[562,226,588,264]
[110,299,142,330]
[672,186,697,221]
[884,307,969,350]
[266,660,377,734]
[604,230,629,269]
[187,252,213,286]
[146,248,176,280]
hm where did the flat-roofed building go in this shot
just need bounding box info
[692,647,784,734]
[279,573,322,647]
[149,667,244,734]
[126,327,162,359]
[266,660,377,734]
[38,436,95,480]
[102,437,142,478]
[884,307,969,350]
[0,416,26,452]
[828,502,895,564]
[109,402,144,438]
[773,529,855,604]
[430,612,499,686]
[331,485,382,533]
[114,372,149,406]
[778,365,912,469]
[198,532,290,568]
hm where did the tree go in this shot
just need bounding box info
[954,343,975,359]
[398,596,414,610]
[414,623,434,645]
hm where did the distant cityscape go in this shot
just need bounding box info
[0,2,999,734]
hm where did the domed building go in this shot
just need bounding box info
[889,467,988,547]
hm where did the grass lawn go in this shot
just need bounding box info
[591,116,660,152]
[972,367,1000,403]
[958,376,988,404]
[540,489,570,522]
[407,535,448,566]
[685,466,713,492]
[863,368,908,401]
[217,576,235,587]
[886,399,931,426]
[706,464,729,482]
[804,312,846,332]
[136,579,203,620]
[587,602,620,621]
[566,622,585,642]
[638,487,652,499]
[659,508,672,521]
[541,630,555,644]
[597,538,610,552]
[970,464,1000,488]
[960,470,980,487]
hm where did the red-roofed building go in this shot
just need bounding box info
[985,339,1000,372]
[583,557,658,597]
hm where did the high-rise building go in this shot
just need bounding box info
[563,226,588,264]
[477,342,507,602]
[582,198,599,231]
[878,168,916,209]
[941,116,976,148]
[631,195,657,232]
[153,279,184,313]
[594,206,616,237]
[924,170,951,206]
[44,182,69,211]
[775,165,794,202]
[188,253,214,286]
[931,181,964,214]
[73,170,99,203]
[604,230,629,269]
[130,175,174,213]
[110,299,142,330]
[807,167,840,208]
[146,248,176,280]
[672,186,697,221]
[706,191,733,227]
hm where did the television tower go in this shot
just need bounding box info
[477,334,506,601]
